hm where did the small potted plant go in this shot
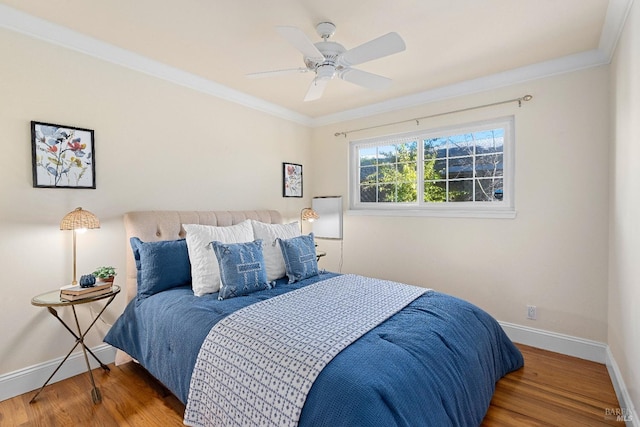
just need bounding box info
[93,266,117,283]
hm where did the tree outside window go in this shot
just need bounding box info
[350,117,514,218]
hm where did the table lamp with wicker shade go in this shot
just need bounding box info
[60,207,100,285]
[300,207,319,232]
[300,208,319,222]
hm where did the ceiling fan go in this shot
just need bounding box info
[247,22,406,102]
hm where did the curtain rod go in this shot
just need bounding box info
[334,94,533,138]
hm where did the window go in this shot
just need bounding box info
[349,117,515,218]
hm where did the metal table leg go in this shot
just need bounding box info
[30,293,116,404]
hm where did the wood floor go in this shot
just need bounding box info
[0,344,624,426]
[483,345,623,426]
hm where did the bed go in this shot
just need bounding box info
[104,209,523,426]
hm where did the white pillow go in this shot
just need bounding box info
[251,220,300,281]
[183,220,254,296]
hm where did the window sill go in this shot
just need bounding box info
[347,208,517,219]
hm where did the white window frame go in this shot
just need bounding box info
[348,116,516,219]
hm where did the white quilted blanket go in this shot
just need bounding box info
[183,274,427,427]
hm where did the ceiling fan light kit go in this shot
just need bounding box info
[247,21,406,101]
[316,64,336,80]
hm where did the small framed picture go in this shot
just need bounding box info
[283,162,303,198]
[31,121,96,189]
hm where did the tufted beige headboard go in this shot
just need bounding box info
[123,210,283,303]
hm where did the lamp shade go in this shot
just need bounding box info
[60,207,100,230]
[300,208,319,222]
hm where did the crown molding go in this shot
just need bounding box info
[599,0,635,62]
[313,0,633,126]
[311,49,609,127]
[0,4,313,127]
[0,1,633,128]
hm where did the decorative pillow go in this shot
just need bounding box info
[251,220,300,281]
[278,233,319,284]
[212,240,271,300]
[130,237,191,300]
[183,221,254,296]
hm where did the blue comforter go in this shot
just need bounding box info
[105,273,523,426]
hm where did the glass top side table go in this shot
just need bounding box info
[30,285,120,404]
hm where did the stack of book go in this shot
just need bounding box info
[60,282,112,301]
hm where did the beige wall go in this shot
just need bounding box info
[0,28,312,375]
[2,7,636,409]
[311,67,610,342]
[609,0,640,413]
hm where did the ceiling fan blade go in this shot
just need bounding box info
[246,68,309,78]
[339,68,392,90]
[304,78,329,102]
[338,32,406,67]
[276,26,324,61]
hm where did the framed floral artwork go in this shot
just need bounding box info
[31,121,96,189]
[283,162,303,197]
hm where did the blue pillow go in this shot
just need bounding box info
[212,239,272,300]
[130,237,191,300]
[278,233,319,284]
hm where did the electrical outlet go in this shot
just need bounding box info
[527,305,537,320]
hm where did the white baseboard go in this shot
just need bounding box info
[0,344,116,403]
[500,321,637,426]
[605,347,639,426]
[499,321,608,362]
[1,326,637,426]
